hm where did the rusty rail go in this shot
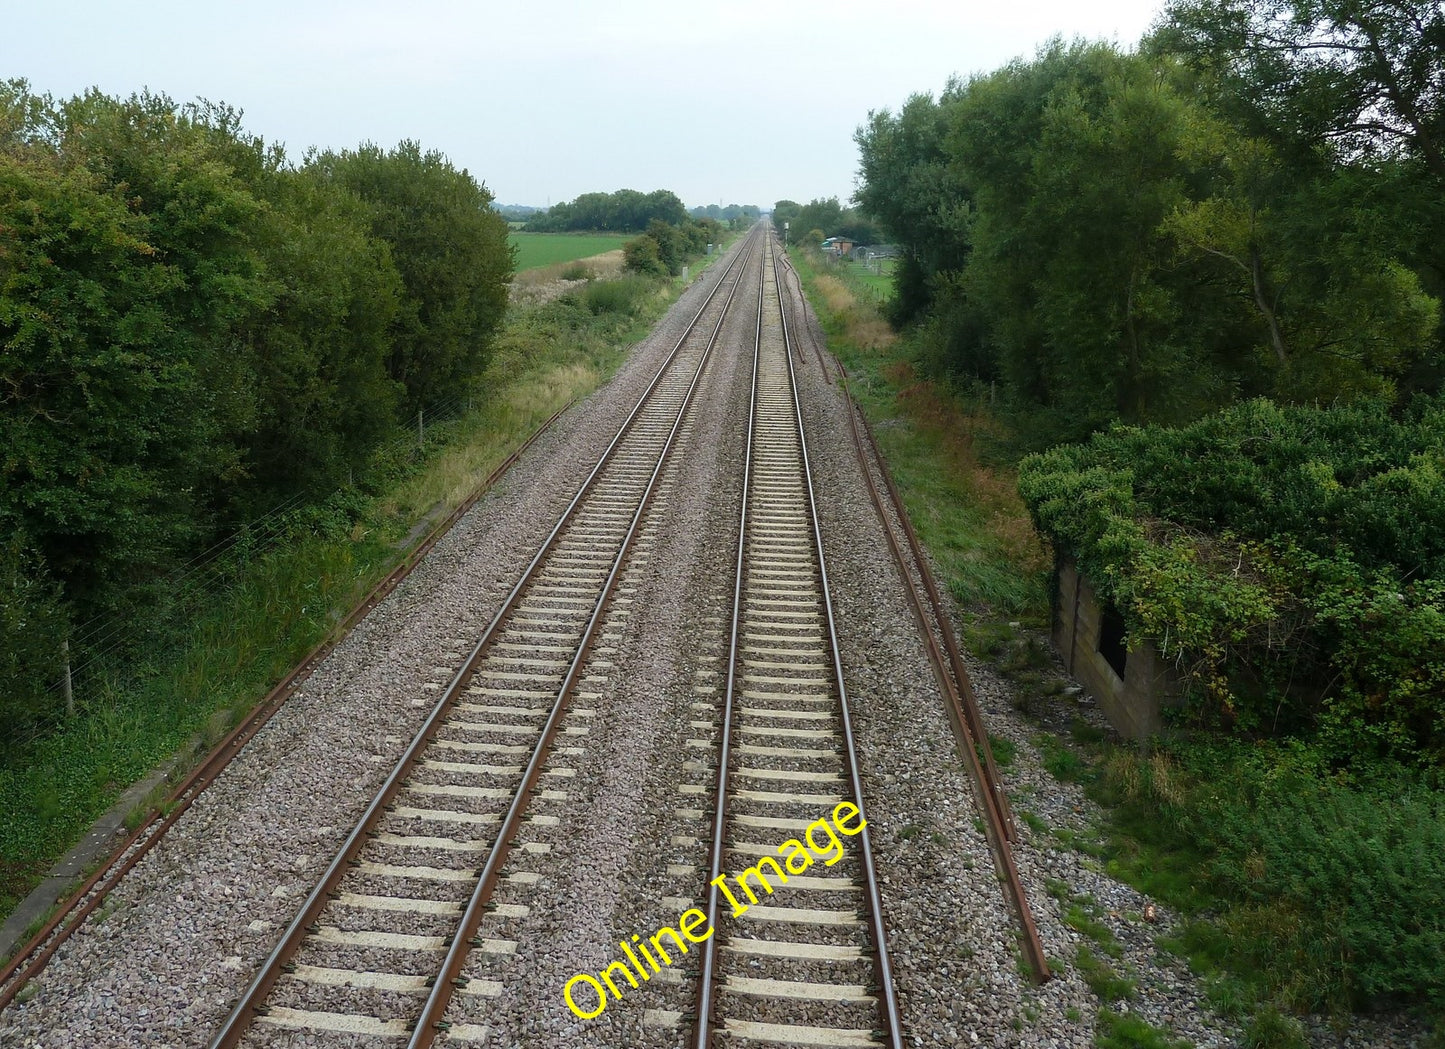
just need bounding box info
[836,376,1050,983]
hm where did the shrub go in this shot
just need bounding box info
[1018,396,1445,765]
[623,234,667,277]
[582,276,649,316]
[1099,740,1445,1011]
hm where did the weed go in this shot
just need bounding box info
[1035,733,1089,783]
[1095,1008,1193,1049]
[1020,810,1049,835]
[898,824,921,841]
[1077,944,1136,1002]
[1242,1006,1308,1049]
[987,733,1018,768]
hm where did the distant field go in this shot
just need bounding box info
[510,233,632,272]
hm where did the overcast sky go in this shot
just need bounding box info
[6,0,1166,210]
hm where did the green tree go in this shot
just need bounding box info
[316,142,512,413]
[237,163,403,503]
[1157,0,1445,180]
[1,87,271,609]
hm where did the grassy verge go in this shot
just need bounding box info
[788,250,1050,624]
[0,249,728,927]
[784,247,1444,1046]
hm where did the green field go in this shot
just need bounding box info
[510,233,631,272]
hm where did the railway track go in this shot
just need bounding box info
[208,228,763,1049]
[691,233,903,1048]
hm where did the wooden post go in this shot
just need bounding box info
[63,639,74,717]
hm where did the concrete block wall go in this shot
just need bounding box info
[1052,559,1180,739]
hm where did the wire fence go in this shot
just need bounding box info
[35,394,481,727]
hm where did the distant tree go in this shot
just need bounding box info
[526,188,687,232]
[623,234,667,276]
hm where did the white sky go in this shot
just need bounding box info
[4,0,1166,210]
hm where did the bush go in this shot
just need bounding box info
[582,276,649,316]
[1018,396,1445,764]
[623,234,667,277]
[1100,740,1445,1011]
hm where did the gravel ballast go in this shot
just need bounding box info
[4,230,1429,1049]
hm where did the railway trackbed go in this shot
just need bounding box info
[686,235,904,1048]
[1,223,1062,1048]
[207,229,764,1049]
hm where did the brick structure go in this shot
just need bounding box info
[1053,559,1181,739]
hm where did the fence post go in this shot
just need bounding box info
[417,409,424,452]
[63,639,74,717]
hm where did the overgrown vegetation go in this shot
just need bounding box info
[0,246,712,921]
[1019,398,1445,765]
[0,81,511,746]
[1087,739,1445,1016]
[854,13,1443,441]
[841,1,1445,1033]
[622,217,724,278]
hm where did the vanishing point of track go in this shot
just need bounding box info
[209,229,763,1049]
[690,234,904,1048]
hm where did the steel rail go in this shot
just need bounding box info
[208,226,761,1049]
[856,406,1021,842]
[407,226,758,1049]
[693,229,904,1048]
[836,379,1050,983]
[0,397,574,1015]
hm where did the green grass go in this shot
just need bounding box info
[838,256,895,301]
[1095,1008,1194,1049]
[509,232,632,272]
[786,249,1050,622]
[0,265,704,924]
[1077,944,1137,1002]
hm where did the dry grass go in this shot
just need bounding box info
[512,250,626,303]
[814,274,897,351]
[381,361,599,524]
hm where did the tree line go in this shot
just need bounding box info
[854,0,1444,441]
[688,203,760,229]
[0,82,513,736]
[771,198,881,247]
[524,188,688,232]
